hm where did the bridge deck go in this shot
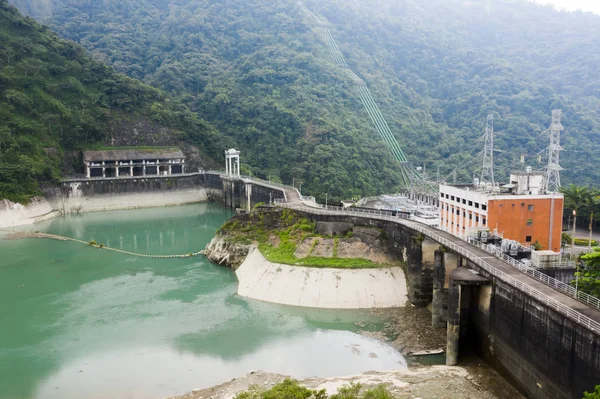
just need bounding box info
[415,222,600,323]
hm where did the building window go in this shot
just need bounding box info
[456,197,461,203]
[468,201,473,206]
[463,211,466,217]
[469,213,473,220]
[456,209,460,215]
[527,219,533,226]
[475,203,480,209]
[462,199,467,204]
[451,196,455,201]
[526,236,532,242]
[482,204,487,211]
[528,204,534,211]
[482,218,486,225]
[475,216,479,222]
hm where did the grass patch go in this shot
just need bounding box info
[221,208,395,269]
[235,378,393,399]
[333,237,339,257]
[257,226,388,269]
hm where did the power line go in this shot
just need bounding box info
[297,1,436,195]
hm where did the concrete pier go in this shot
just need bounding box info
[432,250,446,328]
[446,268,489,366]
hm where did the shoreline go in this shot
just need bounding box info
[168,366,522,399]
[0,188,210,229]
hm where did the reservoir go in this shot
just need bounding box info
[0,203,406,399]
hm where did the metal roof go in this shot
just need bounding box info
[84,148,184,162]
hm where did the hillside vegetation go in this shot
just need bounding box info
[5,0,600,202]
[0,0,224,202]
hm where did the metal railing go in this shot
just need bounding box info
[438,227,600,311]
[465,237,599,310]
[273,202,600,332]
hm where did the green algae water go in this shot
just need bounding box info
[0,203,406,399]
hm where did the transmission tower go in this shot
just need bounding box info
[480,114,495,185]
[545,109,564,193]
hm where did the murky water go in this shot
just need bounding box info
[0,203,406,399]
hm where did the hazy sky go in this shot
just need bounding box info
[532,0,600,14]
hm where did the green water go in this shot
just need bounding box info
[0,203,406,399]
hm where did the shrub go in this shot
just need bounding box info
[574,238,599,247]
[583,385,600,399]
[88,240,98,246]
[234,379,393,399]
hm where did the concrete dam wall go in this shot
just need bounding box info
[49,174,211,214]
[290,210,600,399]
[468,265,600,399]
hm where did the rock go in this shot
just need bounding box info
[202,235,251,269]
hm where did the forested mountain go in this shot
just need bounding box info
[0,0,226,202]
[5,0,600,202]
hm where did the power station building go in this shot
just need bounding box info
[439,169,564,252]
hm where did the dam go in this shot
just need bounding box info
[2,160,600,399]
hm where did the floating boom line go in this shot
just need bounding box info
[297,2,436,194]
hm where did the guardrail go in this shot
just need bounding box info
[273,202,600,332]
[465,237,599,310]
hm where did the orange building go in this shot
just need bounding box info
[439,171,564,252]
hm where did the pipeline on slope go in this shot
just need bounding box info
[297,2,437,194]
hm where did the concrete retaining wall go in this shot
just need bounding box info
[236,247,408,309]
[50,174,209,214]
[539,268,576,285]
[0,197,59,228]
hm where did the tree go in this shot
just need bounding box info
[583,385,600,399]
[576,248,600,297]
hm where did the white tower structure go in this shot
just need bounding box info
[545,109,564,193]
[480,114,495,186]
[225,148,240,177]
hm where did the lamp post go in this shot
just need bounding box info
[587,211,594,252]
[571,210,577,261]
[325,193,328,208]
[573,209,578,298]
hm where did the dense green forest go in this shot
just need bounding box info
[0,0,226,202]
[4,0,600,202]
